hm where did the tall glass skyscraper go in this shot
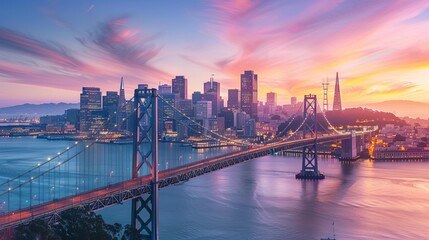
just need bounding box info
[80,87,102,132]
[172,76,188,100]
[240,70,258,120]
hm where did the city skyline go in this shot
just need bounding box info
[1,1,429,111]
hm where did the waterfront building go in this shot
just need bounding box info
[103,91,119,130]
[65,109,80,128]
[244,118,257,137]
[80,87,102,132]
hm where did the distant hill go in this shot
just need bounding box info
[362,100,429,119]
[277,108,406,136]
[0,103,79,118]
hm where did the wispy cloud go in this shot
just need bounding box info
[0,26,85,69]
[0,16,170,93]
[201,0,429,103]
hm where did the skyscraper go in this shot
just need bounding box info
[158,84,172,94]
[80,87,102,132]
[172,76,188,100]
[266,92,277,114]
[203,74,221,115]
[266,92,277,107]
[204,75,220,97]
[119,77,126,108]
[103,91,119,130]
[332,72,342,111]
[227,89,240,109]
[240,70,258,120]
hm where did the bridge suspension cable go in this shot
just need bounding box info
[158,95,251,147]
[0,98,135,190]
[280,114,309,141]
[275,103,304,138]
[159,107,244,146]
[0,98,137,203]
[316,102,345,135]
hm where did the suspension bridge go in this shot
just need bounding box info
[0,88,374,239]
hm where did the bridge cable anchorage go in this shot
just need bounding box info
[158,95,251,147]
[0,98,138,220]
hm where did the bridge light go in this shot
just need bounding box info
[37,163,41,166]
[75,141,78,145]
[57,152,61,155]
[66,147,70,150]
[8,187,11,191]
[86,145,89,148]
[48,157,51,161]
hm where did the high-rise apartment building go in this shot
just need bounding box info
[240,70,258,120]
[203,75,221,116]
[195,100,212,119]
[103,91,119,130]
[159,84,172,95]
[80,87,102,132]
[172,76,188,100]
[266,92,277,114]
[227,89,240,109]
[266,92,277,107]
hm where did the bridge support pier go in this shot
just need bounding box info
[131,88,159,240]
[339,133,360,161]
[296,94,325,180]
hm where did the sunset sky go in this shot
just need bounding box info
[1,0,429,108]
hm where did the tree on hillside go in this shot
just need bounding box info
[14,207,122,240]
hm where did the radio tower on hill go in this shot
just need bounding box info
[332,72,342,111]
[322,78,329,112]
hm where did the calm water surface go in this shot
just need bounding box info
[0,137,428,239]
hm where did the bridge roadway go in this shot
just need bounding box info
[0,133,350,229]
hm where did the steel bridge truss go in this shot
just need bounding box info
[296,94,325,180]
[132,88,159,240]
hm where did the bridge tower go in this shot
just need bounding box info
[132,88,159,240]
[296,94,325,180]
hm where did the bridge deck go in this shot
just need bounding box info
[0,134,350,229]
